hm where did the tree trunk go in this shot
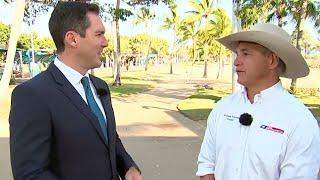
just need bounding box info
[30,31,35,63]
[0,0,25,103]
[144,21,152,71]
[203,43,208,78]
[290,0,307,93]
[192,37,196,64]
[169,57,173,74]
[112,0,121,86]
[276,3,284,28]
[216,45,222,79]
[170,25,177,74]
[304,43,307,58]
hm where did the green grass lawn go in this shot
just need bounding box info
[101,71,163,97]
[178,88,320,121]
[296,93,320,118]
[177,88,230,121]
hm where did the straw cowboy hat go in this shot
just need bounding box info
[216,23,309,79]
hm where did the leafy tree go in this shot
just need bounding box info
[161,0,178,74]
[133,7,155,31]
[186,0,216,78]
[289,0,319,93]
[23,0,52,62]
[132,6,155,71]
[236,0,289,29]
[17,33,31,49]
[101,0,133,86]
[176,19,199,63]
[0,22,10,46]
[36,37,55,50]
[206,8,231,79]
[0,0,25,104]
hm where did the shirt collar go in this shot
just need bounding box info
[54,57,89,86]
[241,81,284,104]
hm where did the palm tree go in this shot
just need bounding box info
[207,8,231,79]
[0,0,26,103]
[112,0,122,86]
[236,0,289,29]
[100,1,132,85]
[133,7,155,33]
[265,0,289,27]
[289,0,319,93]
[176,19,199,64]
[133,6,155,71]
[187,0,216,78]
[298,30,313,58]
[161,0,178,74]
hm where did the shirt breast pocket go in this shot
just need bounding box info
[248,127,286,167]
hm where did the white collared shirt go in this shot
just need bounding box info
[54,58,106,120]
[197,82,320,180]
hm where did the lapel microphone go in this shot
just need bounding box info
[239,113,253,126]
[97,88,108,96]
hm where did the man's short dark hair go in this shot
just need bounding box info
[49,2,100,53]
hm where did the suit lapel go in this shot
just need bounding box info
[47,63,109,148]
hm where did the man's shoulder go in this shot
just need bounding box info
[13,70,52,94]
[271,90,318,127]
[278,91,310,112]
[90,75,109,87]
[216,91,243,107]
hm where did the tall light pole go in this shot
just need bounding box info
[0,0,26,103]
[231,0,241,92]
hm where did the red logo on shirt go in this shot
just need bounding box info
[260,125,284,134]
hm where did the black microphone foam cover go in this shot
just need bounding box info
[239,113,253,126]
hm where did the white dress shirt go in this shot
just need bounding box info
[54,58,107,120]
[197,81,320,180]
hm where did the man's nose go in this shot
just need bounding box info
[234,55,241,66]
[102,36,108,47]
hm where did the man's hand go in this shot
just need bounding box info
[125,167,142,180]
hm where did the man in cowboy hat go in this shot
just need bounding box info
[196,23,320,180]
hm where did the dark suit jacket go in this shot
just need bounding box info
[9,63,139,180]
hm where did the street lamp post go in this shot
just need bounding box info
[231,0,241,93]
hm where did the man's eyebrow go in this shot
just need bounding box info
[239,48,250,52]
[95,30,105,34]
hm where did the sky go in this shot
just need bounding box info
[0,0,319,47]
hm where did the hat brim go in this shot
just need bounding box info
[216,31,309,79]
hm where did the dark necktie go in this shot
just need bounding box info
[81,77,108,140]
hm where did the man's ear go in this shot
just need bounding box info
[65,31,78,48]
[269,53,280,70]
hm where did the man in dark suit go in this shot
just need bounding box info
[9,2,142,180]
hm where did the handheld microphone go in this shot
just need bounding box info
[97,88,108,96]
[239,113,253,126]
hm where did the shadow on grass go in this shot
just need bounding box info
[188,89,228,101]
[189,94,222,101]
[305,103,320,117]
[178,108,212,121]
[102,75,164,83]
[102,76,141,81]
[109,83,152,97]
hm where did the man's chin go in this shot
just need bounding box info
[91,61,102,69]
[237,79,245,86]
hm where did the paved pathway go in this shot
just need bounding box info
[113,76,206,180]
